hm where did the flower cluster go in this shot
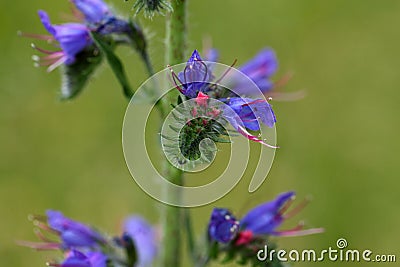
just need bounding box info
[32,0,129,71]
[206,192,324,266]
[20,210,157,267]
[25,0,148,99]
[166,49,278,163]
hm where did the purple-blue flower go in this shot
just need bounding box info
[170,49,278,148]
[48,250,107,267]
[71,0,112,25]
[223,97,276,131]
[71,0,131,35]
[208,208,240,243]
[46,210,105,248]
[208,192,324,245]
[204,48,219,63]
[123,216,158,267]
[240,191,295,235]
[176,50,212,98]
[204,47,278,95]
[36,10,92,70]
[235,48,278,94]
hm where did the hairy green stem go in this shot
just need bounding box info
[159,1,187,266]
[184,209,196,261]
[160,163,183,266]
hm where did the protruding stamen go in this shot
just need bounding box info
[196,58,209,83]
[167,64,184,92]
[237,125,279,149]
[273,71,293,89]
[211,59,238,88]
[31,43,61,55]
[47,57,67,72]
[31,55,40,62]
[266,90,306,102]
[28,214,47,222]
[20,32,54,41]
[46,262,61,267]
[278,195,296,216]
[283,196,311,219]
[33,220,59,234]
[34,228,57,243]
[41,52,64,60]
[16,240,60,250]
[275,227,325,237]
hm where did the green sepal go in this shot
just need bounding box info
[211,136,231,143]
[122,235,137,267]
[208,241,219,260]
[60,47,103,100]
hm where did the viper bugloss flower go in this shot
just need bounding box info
[46,210,106,248]
[222,97,276,131]
[33,10,92,71]
[205,48,278,95]
[176,49,212,98]
[28,1,137,72]
[47,250,107,267]
[170,50,277,148]
[72,0,132,35]
[20,212,158,267]
[208,192,324,245]
[71,0,112,25]
[208,208,240,243]
[235,48,278,94]
[123,216,158,267]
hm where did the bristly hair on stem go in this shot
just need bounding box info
[129,0,173,18]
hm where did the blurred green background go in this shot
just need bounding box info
[1,0,399,266]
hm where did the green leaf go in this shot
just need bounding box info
[60,47,102,100]
[90,32,133,99]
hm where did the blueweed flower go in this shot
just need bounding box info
[222,97,276,131]
[71,0,112,26]
[23,0,148,99]
[47,250,107,267]
[20,211,158,267]
[46,210,106,248]
[32,10,92,71]
[205,48,219,63]
[208,208,240,243]
[18,210,105,250]
[235,48,278,94]
[176,50,212,98]
[204,47,278,94]
[123,216,158,267]
[27,1,142,72]
[71,0,133,35]
[208,191,324,246]
[169,49,277,149]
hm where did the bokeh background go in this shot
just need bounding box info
[1,0,399,266]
